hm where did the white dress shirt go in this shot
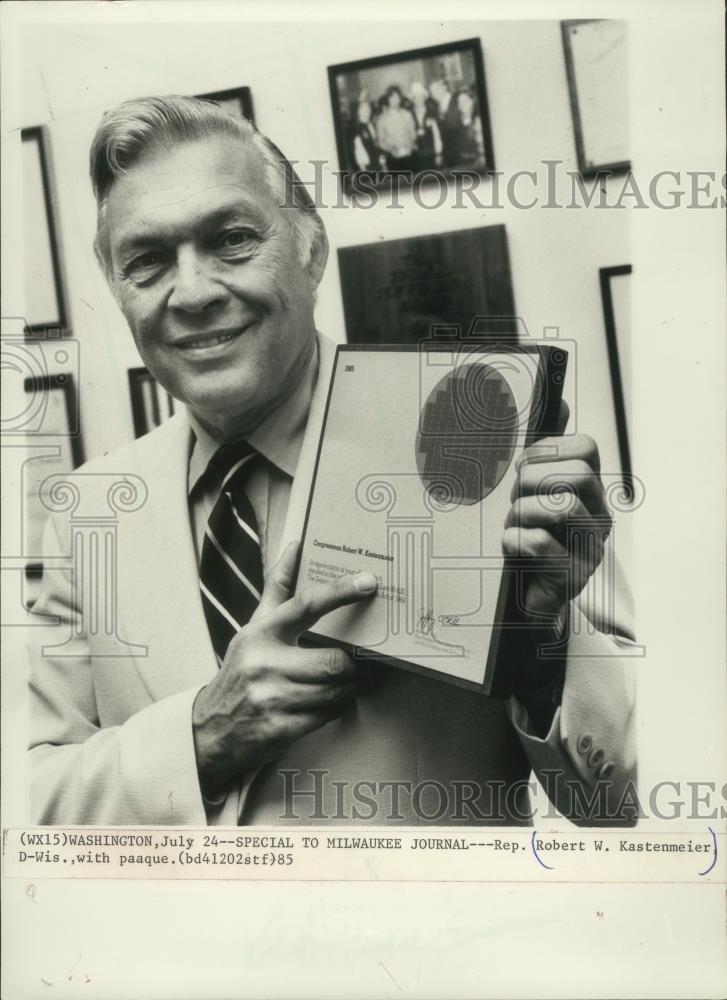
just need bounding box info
[186,342,318,570]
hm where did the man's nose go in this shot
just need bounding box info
[167,248,225,314]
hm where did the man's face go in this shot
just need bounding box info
[103,134,325,435]
[457,92,474,116]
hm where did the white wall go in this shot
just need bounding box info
[16,18,628,477]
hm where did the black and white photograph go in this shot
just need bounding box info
[329,38,494,191]
[1,2,725,999]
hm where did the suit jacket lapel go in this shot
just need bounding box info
[122,413,219,703]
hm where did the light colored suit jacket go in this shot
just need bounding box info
[27,335,637,826]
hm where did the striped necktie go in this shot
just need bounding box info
[198,440,264,664]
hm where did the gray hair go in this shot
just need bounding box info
[90,94,322,276]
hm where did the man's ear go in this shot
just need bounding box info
[306,220,329,289]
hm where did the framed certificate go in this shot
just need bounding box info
[21,127,68,336]
[600,264,632,496]
[296,342,567,695]
[561,19,630,177]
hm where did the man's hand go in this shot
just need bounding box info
[502,401,612,620]
[192,542,377,800]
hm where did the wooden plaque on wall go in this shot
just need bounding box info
[338,224,517,345]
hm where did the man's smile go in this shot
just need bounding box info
[168,324,253,356]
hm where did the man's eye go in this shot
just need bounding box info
[128,252,162,273]
[218,229,256,250]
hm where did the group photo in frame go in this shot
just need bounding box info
[329,38,495,194]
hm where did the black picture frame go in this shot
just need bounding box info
[338,224,517,345]
[22,372,83,467]
[561,19,630,178]
[196,86,255,123]
[128,367,177,438]
[22,372,83,607]
[599,264,632,496]
[328,38,495,196]
[21,126,68,338]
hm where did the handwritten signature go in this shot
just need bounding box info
[417,609,461,635]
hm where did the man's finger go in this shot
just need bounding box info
[278,645,357,685]
[517,433,601,474]
[511,460,609,519]
[254,541,300,617]
[276,706,351,745]
[286,679,357,713]
[272,572,378,642]
[515,401,571,468]
[502,525,604,609]
[502,525,568,562]
[502,527,570,616]
[248,673,356,715]
[505,493,596,536]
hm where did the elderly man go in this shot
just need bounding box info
[27,96,636,826]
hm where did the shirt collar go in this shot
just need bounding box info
[187,339,319,495]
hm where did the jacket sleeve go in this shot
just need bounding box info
[507,543,639,826]
[27,512,209,826]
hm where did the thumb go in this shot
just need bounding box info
[524,576,566,618]
[554,398,570,436]
[254,540,300,617]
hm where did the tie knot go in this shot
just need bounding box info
[206,439,258,490]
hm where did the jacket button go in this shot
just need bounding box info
[576,734,593,755]
[588,748,605,769]
[598,761,615,780]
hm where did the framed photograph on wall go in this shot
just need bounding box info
[22,372,83,607]
[21,127,68,337]
[128,367,178,438]
[329,38,494,194]
[338,224,517,345]
[196,86,255,122]
[561,19,630,177]
[600,264,632,496]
